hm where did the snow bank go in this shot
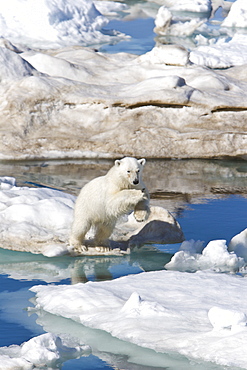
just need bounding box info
[0,333,90,369]
[0,0,128,49]
[165,239,246,273]
[0,177,75,255]
[30,270,247,368]
[0,177,183,256]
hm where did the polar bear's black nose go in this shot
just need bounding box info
[133,179,139,185]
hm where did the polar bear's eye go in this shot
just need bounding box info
[127,170,131,173]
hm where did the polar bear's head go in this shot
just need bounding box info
[114,157,146,186]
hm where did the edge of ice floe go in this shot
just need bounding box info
[0,332,91,368]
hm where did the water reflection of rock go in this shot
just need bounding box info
[1,158,247,213]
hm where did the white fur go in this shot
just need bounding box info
[69,157,149,252]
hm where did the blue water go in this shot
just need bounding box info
[178,195,247,246]
[101,17,156,54]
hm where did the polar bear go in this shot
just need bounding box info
[69,157,150,253]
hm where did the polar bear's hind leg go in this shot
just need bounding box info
[69,219,91,250]
[94,221,115,246]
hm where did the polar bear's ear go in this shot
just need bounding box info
[115,159,122,167]
[138,158,146,166]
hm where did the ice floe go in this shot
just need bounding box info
[153,0,212,43]
[0,177,183,256]
[165,238,246,273]
[29,269,247,368]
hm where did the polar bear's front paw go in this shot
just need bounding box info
[131,189,147,202]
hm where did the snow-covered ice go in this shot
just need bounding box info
[229,228,247,261]
[208,306,247,332]
[157,0,212,13]
[222,0,247,28]
[0,176,75,255]
[165,239,246,273]
[190,34,247,68]
[29,269,247,368]
[139,43,190,66]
